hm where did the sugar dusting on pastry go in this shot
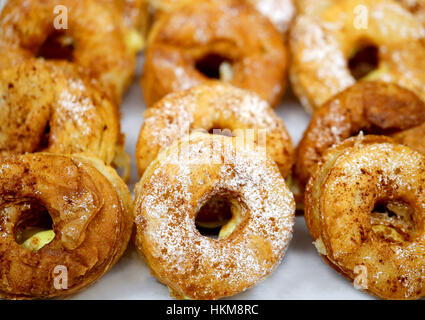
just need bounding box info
[135,133,295,300]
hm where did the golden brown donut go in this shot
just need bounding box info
[295,81,425,194]
[0,0,139,104]
[141,0,288,108]
[0,153,133,299]
[290,0,425,113]
[305,135,425,300]
[134,133,295,300]
[146,0,295,33]
[136,82,294,178]
[0,59,130,180]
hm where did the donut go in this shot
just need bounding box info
[134,133,295,300]
[136,82,294,178]
[295,81,425,194]
[0,153,133,299]
[0,59,130,180]
[141,0,288,108]
[305,135,425,300]
[146,0,295,33]
[0,0,140,104]
[290,0,425,113]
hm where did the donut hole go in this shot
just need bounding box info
[36,31,75,61]
[348,42,379,80]
[208,127,235,137]
[195,53,234,81]
[13,200,55,250]
[370,199,417,242]
[195,195,244,239]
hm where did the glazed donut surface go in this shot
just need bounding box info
[295,81,425,192]
[136,83,294,178]
[0,59,128,176]
[290,0,425,113]
[134,133,295,300]
[142,0,288,108]
[305,135,425,300]
[0,0,138,103]
[0,153,133,299]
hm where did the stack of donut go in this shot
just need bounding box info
[1,0,425,301]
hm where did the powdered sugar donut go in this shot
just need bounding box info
[136,83,293,178]
[290,0,425,113]
[142,0,288,108]
[295,81,425,194]
[305,135,425,299]
[134,133,295,300]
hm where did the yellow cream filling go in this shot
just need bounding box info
[125,29,145,54]
[19,228,55,251]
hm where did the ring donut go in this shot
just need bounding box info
[0,59,130,180]
[305,135,425,300]
[290,0,425,113]
[136,83,294,178]
[0,0,139,104]
[0,153,133,299]
[141,0,288,108]
[295,81,425,194]
[134,133,295,300]
[145,0,295,33]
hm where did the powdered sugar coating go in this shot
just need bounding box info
[134,133,295,300]
[248,0,295,32]
[137,83,294,177]
[305,136,425,300]
[289,0,425,113]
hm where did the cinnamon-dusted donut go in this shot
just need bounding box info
[146,0,295,33]
[0,0,140,104]
[290,0,425,113]
[305,135,425,300]
[0,153,133,299]
[136,83,294,178]
[0,59,130,180]
[295,81,425,194]
[142,0,288,108]
[134,133,295,300]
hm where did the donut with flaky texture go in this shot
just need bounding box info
[305,135,425,300]
[0,59,130,181]
[142,0,288,108]
[134,133,295,300]
[290,0,425,113]
[295,81,425,194]
[136,82,294,178]
[0,0,139,104]
[0,153,133,299]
